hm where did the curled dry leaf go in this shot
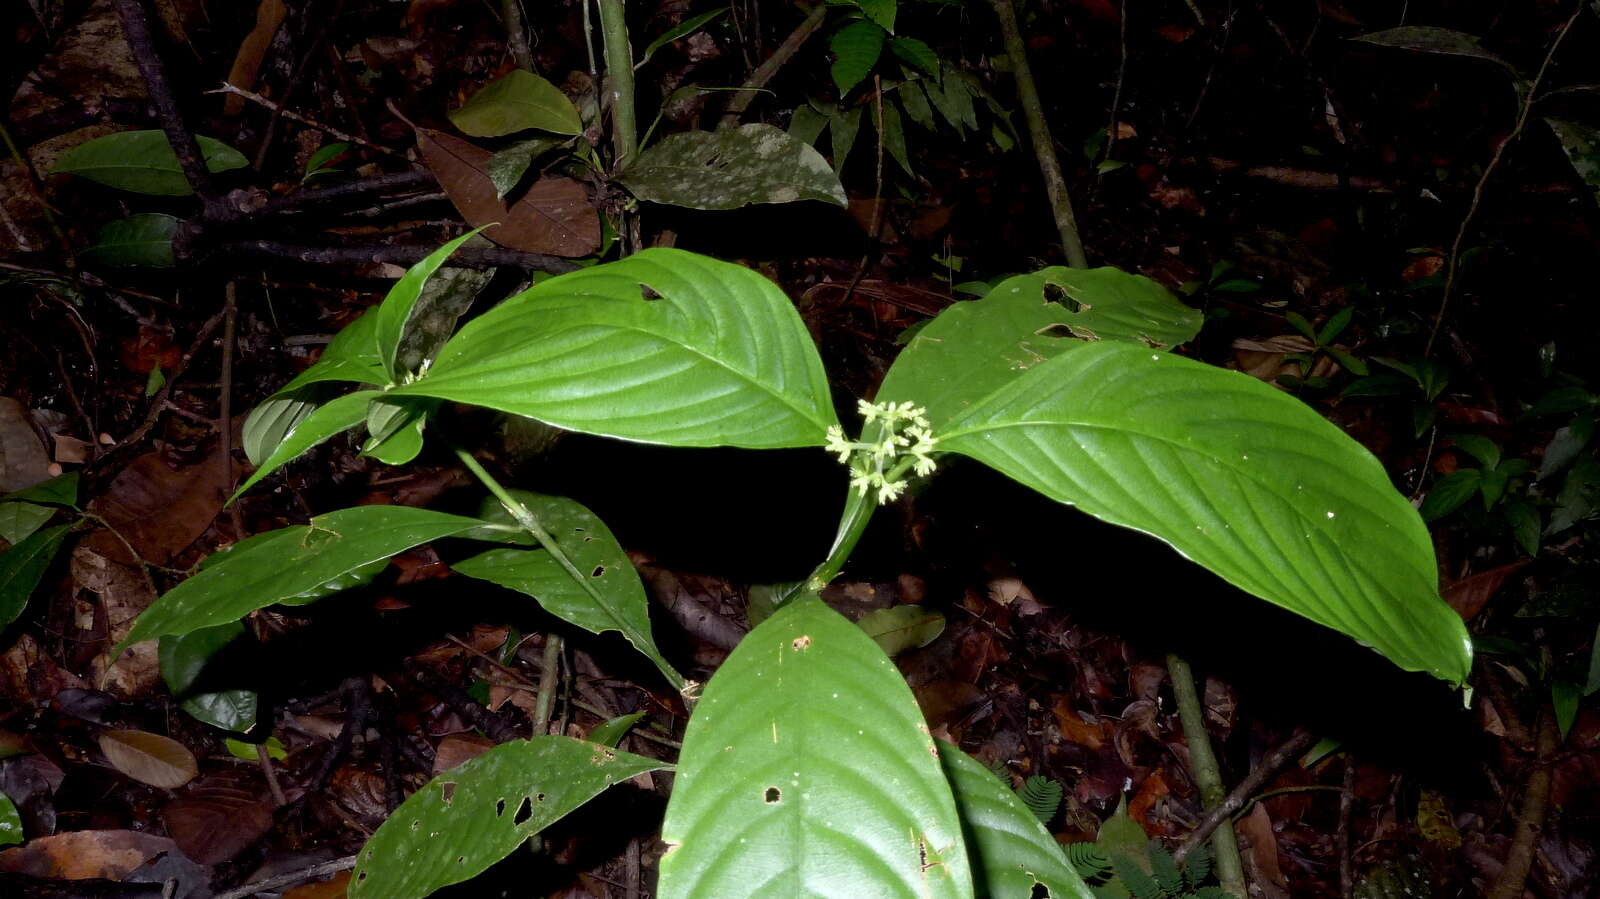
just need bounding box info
[98,729,198,789]
[416,129,598,257]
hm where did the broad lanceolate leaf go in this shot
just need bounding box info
[857,604,944,656]
[350,736,669,899]
[831,20,887,97]
[853,0,897,33]
[658,597,973,898]
[452,491,684,689]
[928,341,1472,682]
[51,131,248,196]
[877,266,1203,430]
[448,70,584,137]
[939,742,1094,899]
[889,36,939,77]
[0,791,20,845]
[0,524,71,630]
[98,729,198,789]
[393,249,837,448]
[80,214,179,268]
[1354,26,1518,72]
[234,390,382,498]
[620,123,847,210]
[115,506,482,655]
[374,229,487,383]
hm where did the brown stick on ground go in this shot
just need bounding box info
[1174,728,1320,865]
[719,3,830,128]
[111,0,218,211]
[1486,705,1561,899]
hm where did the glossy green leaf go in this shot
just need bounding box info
[351,736,668,899]
[362,397,431,466]
[621,123,847,210]
[658,597,972,898]
[0,790,21,846]
[638,7,730,67]
[159,622,257,733]
[374,229,487,383]
[908,340,1470,682]
[485,136,568,199]
[0,524,70,630]
[852,0,896,32]
[1546,117,1600,209]
[0,501,54,545]
[1505,501,1541,556]
[1,472,80,507]
[831,20,887,97]
[226,736,286,761]
[452,491,682,689]
[857,604,945,656]
[79,213,179,268]
[115,506,482,655]
[304,142,350,176]
[877,266,1202,431]
[234,390,382,498]
[789,101,830,145]
[243,310,390,468]
[448,70,583,137]
[923,64,977,135]
[829,104,863,177]
[51,131,248,196]
[588,712,645,748]
[888,37,938,77]
[242,389,323,468]
[1420,470,1482,522]
[1451,434,1500,470]
[938,742,1094,899]
[897,80,936,130]
[1539,414,1594,481]
[1552,680,1581,739]
[878,98,912,177]
[394,249,837,448]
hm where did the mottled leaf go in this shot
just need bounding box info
[620,123,846,209]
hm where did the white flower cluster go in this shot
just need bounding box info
[824,400,939,505]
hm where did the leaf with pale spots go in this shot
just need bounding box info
[620,123,846,210]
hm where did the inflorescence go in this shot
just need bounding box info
[824,400,939,505]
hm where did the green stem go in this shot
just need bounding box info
[1167,652,1247,897]
[989,0,1089,268]
[596,0,638,168]
[804,487,877,594]
[453,446,688,693]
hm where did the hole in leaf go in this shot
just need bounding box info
[357,872,367,882]
[410,820,421,831]
[791,635,811,650]
[764,787,782,804]
[1041,282,1084,312]
[591,565,605,577]
[495,799,506,817]
[1030,885,1050,898]
[440,782,456,804]
[640,285,662,301]
[1035,323,1083,340]
[514,796,533,825]
[536,792,547,802]
[457,856,466,864]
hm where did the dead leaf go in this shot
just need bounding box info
[223,0,288,115]
[85,450,229,566]
[284,870,352,898]
[417,129,599,257]
[1127,768,1172,832]
[1236,803,1290,898]
[433,733,494,774]
[913,680,985,732]
[73,546,161,696]
[0,828,180,880]
[163,769,276,864]
[1052,698,1109,750]
[99,729,199,789]
[0,398,50,493]
[1442,561,1529,621]
[987,576,1043,615]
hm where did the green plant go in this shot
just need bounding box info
[112,232,1471,895]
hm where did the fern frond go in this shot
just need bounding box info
[1148,842,1183,893]
[1183,843,1214,888]
[1188,887,1235,899]
[1112,851,1167,899]
[1065,842,1114,883]
[1016,775,1064,824]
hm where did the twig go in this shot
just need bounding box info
[254,169,438,218]
[1166,653,1247,896]
[989,0,1088,268]
[110,0,219,212]
[89,308,228,473]
[1425,3,1581,357]
[1181,0,1207,27]
[220,283,243,540]
[533,634,563,735]
[502,0,534,71]
[841,78,887,308]
[1174,728,1320,864]
[597,0,638,167]
[256,742,288,808]
[719,2,829,128]
[407,664,519,743]
[208,83,400,158]
[252,0,343,171]
[1486,704,1561,899]
[212,855,357,899]
[216,240,581,274]
[1102,0,1129,166]
[1338,754,1356,899]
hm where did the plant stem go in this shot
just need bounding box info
[804,488,877,594]
[1486,703,1560,899]
[596,0,638,168]
[1167,652,1247,897]
[988,0,1088,269]
[719,2,830,128]
[501,0,534,71]
[533,633,562,735]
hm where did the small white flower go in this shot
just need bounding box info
[912,455,937,477]
[857,399,882,423]
[877,478,906,504]
[824,425,853,463]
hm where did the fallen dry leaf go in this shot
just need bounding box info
[1052,697,1109,750]
[99,729,198,789]
[1442,561,1530,621]
[0,828,180,880]
[417,129,599,257]
[433,733,495,774]
[0,398,51,492]
[284,870,352,898]
[85,450,229,566]
[164,769,276,864]
[222,0,288,115]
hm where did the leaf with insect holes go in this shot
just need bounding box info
[658,597,972,898]
[99,729,198,789]
[418,129,598,256]
[621,124,846,210]
[349,736,668,899]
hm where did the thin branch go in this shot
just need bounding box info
[1425,3,1581,357]
[502,0,534,71]
[213,856,357,899]
[1167,653,1248,896]
[209,83,401,157]
[989,0,1088,268]
[88,308,228,474]
[1174,728,1320,864]
[254,170,438,218]
[216,240,581,274]
[719,2,830,128]
[1486,705,1561,899]
[110,0,218,210]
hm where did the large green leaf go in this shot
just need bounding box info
[234,390,382,498]
[877,266,1203,430]
[921,341,1470,682]
[447,70,584,137]
[79,213,179,268]
[452,491,683,689]
[0,524,71,630]
[831,20,887,97]
[51,131,248,196]
[392,249,837,448]
[938,742,1094,899]
[350,736,669,899]
[114,506,482,655]
[658,597,972,898]
[620,124,848,210]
